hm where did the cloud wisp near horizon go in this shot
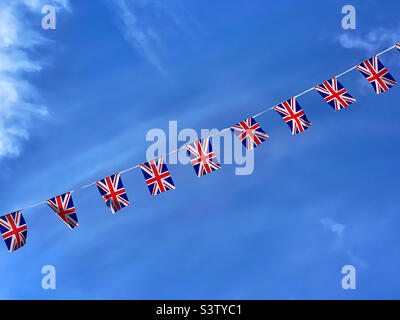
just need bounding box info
[0,0,70,159]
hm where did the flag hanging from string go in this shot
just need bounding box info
[273,98,312,135]
[357,57,397,94]
[1,43,400,253]
[96,174,130,214]
[231,117,269,150]
[315,78,356,111]
[47,193,79,229]
[0,211,27,252]
[186,137,221,177]
[140,157,175,196]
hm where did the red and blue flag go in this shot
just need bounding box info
[357,56,397,94]
[96,173,130,214]
[315,78,356,111]
[0,211,27,252]
[47,192,79,229]
[186,137,221,177]
[273,98,312,135]
[140,157,175,196]
[231,117,269,150]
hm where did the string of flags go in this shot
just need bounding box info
[140,157,175,196]
[1,43,399,253]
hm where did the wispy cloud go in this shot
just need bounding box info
[321,217,346,241]
[0,0,69,158]
[21,0,71,11]
[320,217,368,268]
[336,25,400,53]
[347,249,368,269]
[106,0,193,74]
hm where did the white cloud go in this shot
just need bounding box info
[106,0,192,74]
[320,217,368,268]
[21,0,71,12]
[0,0,69,158]
[336,26,400,53]
[321,217,345,240]
[346,249,368,269]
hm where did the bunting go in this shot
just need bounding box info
[1,43,399,252]
[97,174,130,214]
[186,138,221,177]
[140,157,175,196]
[315,78,356,111]
[273,98,312,135]
[231,117,269,150]
[47,193,79,229]
[357,57,397,94]
[0,211,27,252]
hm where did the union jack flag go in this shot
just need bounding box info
[186,137,221,177]
[273,98,312,135]
[0,211,27,252]
[315,78,356,111]
[231,117,269,150]
[357,56,397,94]
[140,157,175,196]
[47,192,79,229]
[96,173,130,214]
[397,43,400,51]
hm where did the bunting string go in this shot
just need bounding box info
[1,42,399,252]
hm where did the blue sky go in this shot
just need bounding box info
[0,0,400,299]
